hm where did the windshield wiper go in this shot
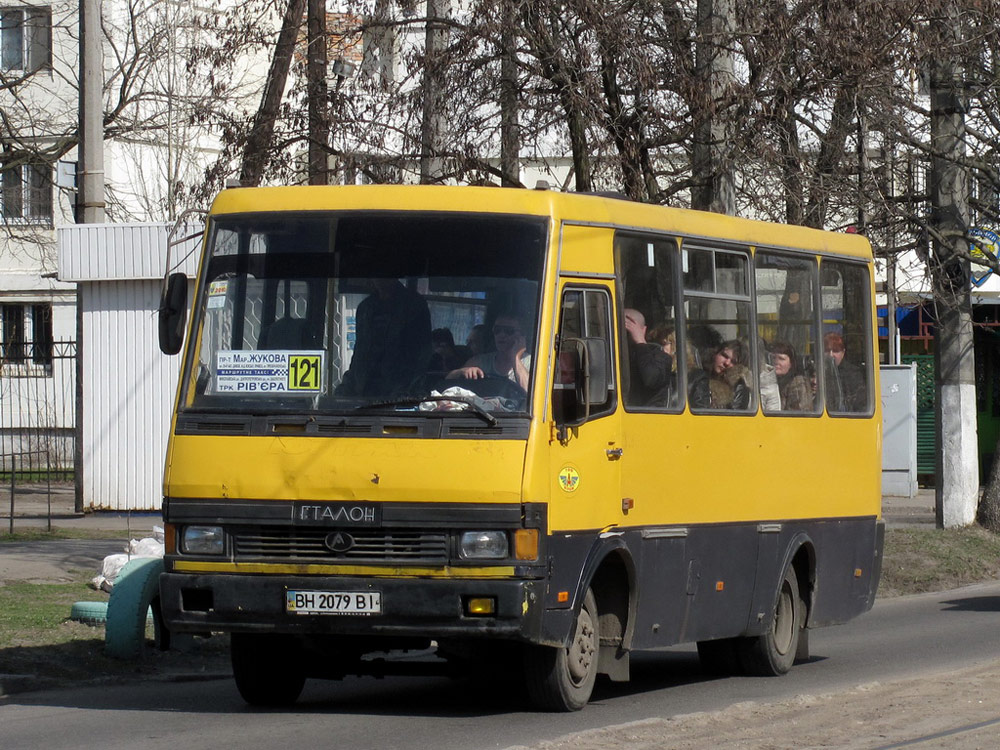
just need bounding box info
[355,396,499,427]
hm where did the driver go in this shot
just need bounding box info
[446,314,530,391]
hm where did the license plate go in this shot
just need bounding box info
[286,590,382,615]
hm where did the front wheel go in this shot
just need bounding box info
[231,633,306,706]
[738,564,805,676]
[523,588,599,711]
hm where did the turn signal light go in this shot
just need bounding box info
[465,597,496,616]
[514,529,539,560]
[163,523,177,555]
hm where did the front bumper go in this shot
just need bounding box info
[159,572,571,646]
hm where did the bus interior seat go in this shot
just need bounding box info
[260,317,308,349]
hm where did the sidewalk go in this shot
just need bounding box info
[0,482,160,534]
[881,487,937,528]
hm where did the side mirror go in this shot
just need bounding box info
[158,272,188,355]
[554,337,610,429]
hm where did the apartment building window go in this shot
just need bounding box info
[1,162,52,223]
[1,302,53,374]
[0,6,51,73]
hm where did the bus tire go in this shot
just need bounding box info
[523,587,599,712]
[697,637,743,676]
[739,564,804,676]
[231,633,306,706]
[104,557,163,660]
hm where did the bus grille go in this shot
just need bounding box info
[232,527,449,563]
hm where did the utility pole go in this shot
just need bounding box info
[307,0,328,185]
[78,0,104,223]
[929,8,978,528]
[76,0,104,515]
[692,0,735,215]
[499,0,518,187]
[420,0,449,183]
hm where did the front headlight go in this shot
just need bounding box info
[458,531,509,559]
[181,525,225,555]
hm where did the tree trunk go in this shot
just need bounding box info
[307,0,328,185]
[239,0,307,186]
[521,3,591,192]
[929,9,978,529]
[978,440,1000,531]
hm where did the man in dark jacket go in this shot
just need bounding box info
[624,308,674,408]
[337,279,432,398]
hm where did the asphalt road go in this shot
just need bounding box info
[2,580,999,750]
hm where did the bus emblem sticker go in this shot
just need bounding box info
[558,466,580,492]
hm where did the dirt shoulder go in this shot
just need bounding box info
[511,659,1000,750]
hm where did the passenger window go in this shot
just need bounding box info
[755,252,820,415]
[821,261,873,415]
[683,246,754,412]
[615,234,681,412]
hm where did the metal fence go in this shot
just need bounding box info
[0,339,76,480]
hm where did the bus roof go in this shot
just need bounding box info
[209,185,873,261]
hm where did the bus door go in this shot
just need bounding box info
[548,284,622,537]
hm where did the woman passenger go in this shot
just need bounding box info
[706,339,751,410]
[769,341,812,411]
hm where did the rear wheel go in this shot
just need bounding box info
[523,588,599,712]
[738,564,804,676]
[231,633,306,706]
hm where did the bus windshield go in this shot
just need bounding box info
[182,212,547,416]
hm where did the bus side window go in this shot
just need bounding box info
[821,261,873,415]
[755,252,821,415]
[615,233,681,412]
[553,288,615,426]
[683,246,755,413]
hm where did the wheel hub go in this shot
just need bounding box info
[567,608,596,683]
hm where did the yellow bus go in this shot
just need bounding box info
[157,185,882,711]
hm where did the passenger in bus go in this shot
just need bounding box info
[648,326,708,409]
[466,324,489,357]
[824,333,865,411]
[336,278,432,398]
[623,309,673,407]
[429,328,466,372]
[447,313,531,390]
[706,339,752,410]
[647,326,679,406]
[769,341,812,411]
[758,337,782,412]
[647,325,675,358]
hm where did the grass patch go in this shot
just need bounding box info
[0,571,107,649]
[879,526,1000,598]
[0,570,228,687]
